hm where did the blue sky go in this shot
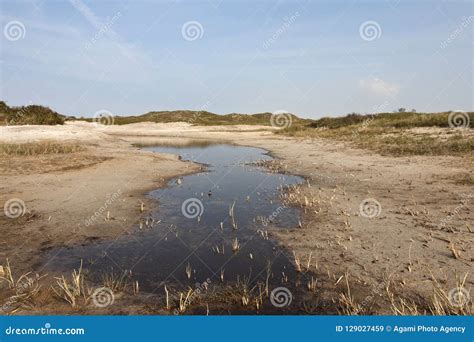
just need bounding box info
[0,0,472,118]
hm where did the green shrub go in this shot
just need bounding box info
[0,101,65,125]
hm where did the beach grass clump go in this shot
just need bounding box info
[0,259,44,313]
[52,262,88,307]
[429,273,471,315]
[100,271,130,293]
[0,141,84,156]
[231,237,240,252]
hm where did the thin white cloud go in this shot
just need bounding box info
[359,77,399,97]
[69,0,119,39]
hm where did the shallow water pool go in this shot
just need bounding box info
[43,144,305,297]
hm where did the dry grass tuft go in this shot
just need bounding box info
[100,271,130,293]
[52,261,88,307]
[178,289,193,314]
[293,251,302,272]
[337,274,361,315]
[232,237,240,252]
[307,277,317,292]
[0,142,84,156]
[0,260,44,313]
[430,273,471,315]
[448,242,461,259]
[387,289,420,315]
[185,263,192,279]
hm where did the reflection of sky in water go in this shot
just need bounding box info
[42,144,303,293]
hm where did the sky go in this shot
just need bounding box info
[0,0,472,119]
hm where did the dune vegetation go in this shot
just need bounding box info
[0,101,65,126]
[82,110,309,126]
[0,141,84,156]
[278,111,474,156]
